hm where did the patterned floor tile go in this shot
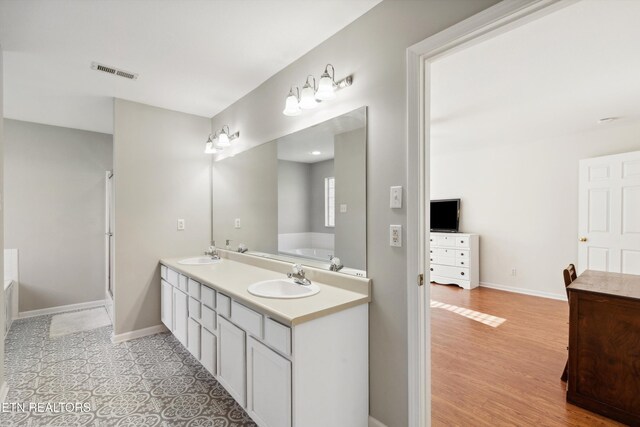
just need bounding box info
[1,310,257,426]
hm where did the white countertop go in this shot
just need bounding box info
[160,253,371,326]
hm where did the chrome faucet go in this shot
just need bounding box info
[329,255,344,272]
[237,243,248,253]
[287,264,312,286]
[204,241,220,259]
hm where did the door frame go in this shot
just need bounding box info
[405,1,576,425]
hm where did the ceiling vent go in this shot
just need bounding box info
[90,62,138,80]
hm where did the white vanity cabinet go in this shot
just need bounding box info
[160,279,173,331]
[160,263,369,427]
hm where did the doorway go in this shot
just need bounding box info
[105,171,114,322]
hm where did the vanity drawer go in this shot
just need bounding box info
[167,268,179,287]
[231,301,263,339]
[189,297,201,321]
[217,293,231,318]
[456,236,470,248]
[430,264,470,281]
[178,274,189,292]
[201,286,215,309]
[188,279,201,299]
[264,318,291,356]
[201,305,216,332]
[160,265,168,280]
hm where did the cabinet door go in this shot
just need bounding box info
[201,327,217,376]
[247,337,292,427]
[188,318,201,360]
[161,280,173,332]
[218,316,246,406]
[173,288,189,347]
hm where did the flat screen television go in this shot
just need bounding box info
[430,199,460,233]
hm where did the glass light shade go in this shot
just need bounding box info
[282,93,301,116]
[216,131,230,147]
[204,141,218,154]
[299,83,318,109]
[315,74,336,100]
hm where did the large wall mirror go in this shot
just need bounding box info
[212,107,367,276]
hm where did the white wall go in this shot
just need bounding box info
[4,119,112,312]
[208,1,498,425]
[113,99,211,336]
[431,121,640,298]
[0,44,6,392]
[278,160,311,234]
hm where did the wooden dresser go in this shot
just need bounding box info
[567,270,640,425]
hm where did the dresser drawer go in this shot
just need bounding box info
[455,258,470,267]
[201,305,216,332]
[161,265,168,280]
[188,279,201,299]
[456,250,469,259]
[217,293,231,318]
[167,268,179,287]
[437,235,456,247]
[430,264,470,281]
[436,257,455,267]
[201,286,215,309]
[231,301,263,339]
[264,317,291,356]
[178,274,189,292]
[189,297,201,321]
[456,236,470,248]
[435,248,455,257]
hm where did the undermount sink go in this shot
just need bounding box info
[248,279,320,299]
[178,256,222,265]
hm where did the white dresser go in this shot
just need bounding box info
[429,232,479,290]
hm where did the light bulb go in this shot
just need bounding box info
[282,91,301,116]
[299,76,318,109]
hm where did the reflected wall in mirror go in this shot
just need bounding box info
[212,107,367,276]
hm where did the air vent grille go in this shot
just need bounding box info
[91,62,138,80]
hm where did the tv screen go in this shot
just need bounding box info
[430,199,460,232]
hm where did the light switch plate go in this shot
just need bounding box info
[234,218,241,229]
[390,224,402,247]
[340,204,347,213]
[390,186,402,209]
[177,219,185,231]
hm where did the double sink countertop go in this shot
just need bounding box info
[160,250,371,326]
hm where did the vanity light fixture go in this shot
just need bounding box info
[282,64,352,116]
[204,125,240,154]
[299,76,318,110]
[215,125,232,148]
[311,151,321,156]
[204,135,218,154]
[283,87,302,116]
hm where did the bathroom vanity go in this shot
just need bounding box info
[159,250,370,427]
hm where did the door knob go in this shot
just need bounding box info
[579,237,588,242]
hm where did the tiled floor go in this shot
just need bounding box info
[0,311,257,426]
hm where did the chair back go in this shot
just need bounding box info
[563,263,577,300]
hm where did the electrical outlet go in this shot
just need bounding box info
[234,218,241,229]
[390,225,402,247]
[390,186,403,209]
[340,204,347,213]
[511,268,517,276]
[177,219,185,231]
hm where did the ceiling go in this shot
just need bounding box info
[277,107,365,163]
[431,0,640,155]
[0,0,381,134]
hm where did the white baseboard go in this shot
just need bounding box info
[0,381,9,403]
[19,299,106,319]
[369,416,387,427]
[480,282,567,301]
[111,324,167,344]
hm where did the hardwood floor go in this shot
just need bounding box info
[431,284,623,426]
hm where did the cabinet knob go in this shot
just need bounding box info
[461,261,464,265]
[460,240,464,243]
[430,268,434,272]
[460,272,465,276]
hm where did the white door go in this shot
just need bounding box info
[173,288,189,347]
[218,316,246,406]
[161,280,173,331]
[578,150,640,274]
[201,328,217,376]
[247,337,292,427]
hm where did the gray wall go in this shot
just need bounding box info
[278,160,311,234]
[113,99,211,336]
[335,128,366,270]
[209,1,498,425]
[0,44,6,389]
[4,119,112,312]
[309,159,334,233]
[212,141,278,253]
